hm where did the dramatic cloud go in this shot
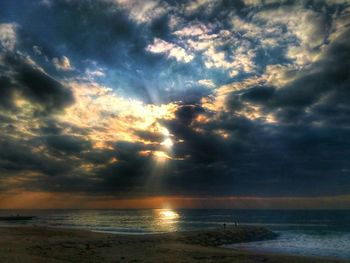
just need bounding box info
[0,52,74,111]
[0,23,17,51]
[114,0,170,24]
[146,38,194,63]
[0,0,350,207]
[52,56,73,71]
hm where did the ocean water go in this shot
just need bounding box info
[1,209,350,259]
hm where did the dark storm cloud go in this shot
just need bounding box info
[236,28,350,125]
[174,104,204,124]
[134,130,164,144]
[0,75,13,109]
[0,52,74,111]
[7,0,140,64]
[145,28,350,197]
[241,86,275,104]
[0,0,350,200]
[95,142,154,193]
[166,108,235,164]
[1,0,165,101]
[44,135,91,154]
[0,0,230,104]
[0,137,73,177]
[159,110,350,197]
[179,28,350,196]
[3,140,157,196]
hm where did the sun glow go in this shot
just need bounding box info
[161,127,170,136]
[60,82,177,149]
[159,209,179,220]
[161,138,173,148]
[153,151,171,160]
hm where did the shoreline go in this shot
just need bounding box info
[0,225,348,263]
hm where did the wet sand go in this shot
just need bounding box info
[0,226,348,263]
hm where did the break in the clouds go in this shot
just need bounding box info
[0,0,350,206]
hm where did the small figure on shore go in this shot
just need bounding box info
[234,221,238,228]
[223,223,226,229]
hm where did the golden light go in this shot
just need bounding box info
[152,209,180,232]
[59,82,178,149]
[161,127,170,136]
[153,151,171,160]
[159,209,179,220]
[161,138,173,148]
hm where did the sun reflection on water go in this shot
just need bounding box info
[153,209,180,232]
[159,209,179,220]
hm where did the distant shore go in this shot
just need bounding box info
[0,226,348,263]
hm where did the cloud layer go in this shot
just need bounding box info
[0,0,350,206]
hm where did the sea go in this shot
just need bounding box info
[1,209,350,260]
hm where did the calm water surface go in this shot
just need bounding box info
[1,209,350,259]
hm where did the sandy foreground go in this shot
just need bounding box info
[0,226,348,263]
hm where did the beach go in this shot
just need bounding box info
[0,226,348,263]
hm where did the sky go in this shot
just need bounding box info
[0,0,350,209]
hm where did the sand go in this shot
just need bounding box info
[0,226,348,263]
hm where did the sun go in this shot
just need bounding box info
[161,138,173,148]
[161,127,170,136]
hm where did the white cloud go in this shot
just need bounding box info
[88,70,105,77]
[33,45,42,55]
[231,15,261,38]
[169,18,257,76]
[203,47,231,70]
[325,0,350,3]
[168,15,184,30]
[184,0,219,14]
[243,0,289,6]
[146,38,194,63]
[0,23,17,51]
[52,56,73,71]
[231,15,284,48]
[85,68,106,80]
[198,79,215,88]
[202,43,256,76]
[114,0,170,24]
[329,6,350,42]
[263,64,299,88]
[228,7,331,68]
[254,6,328,66]
[242,0,260,5]
[173,23,212,37]
[183,29,228,52]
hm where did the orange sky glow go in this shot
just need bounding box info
[1,191,350,210]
